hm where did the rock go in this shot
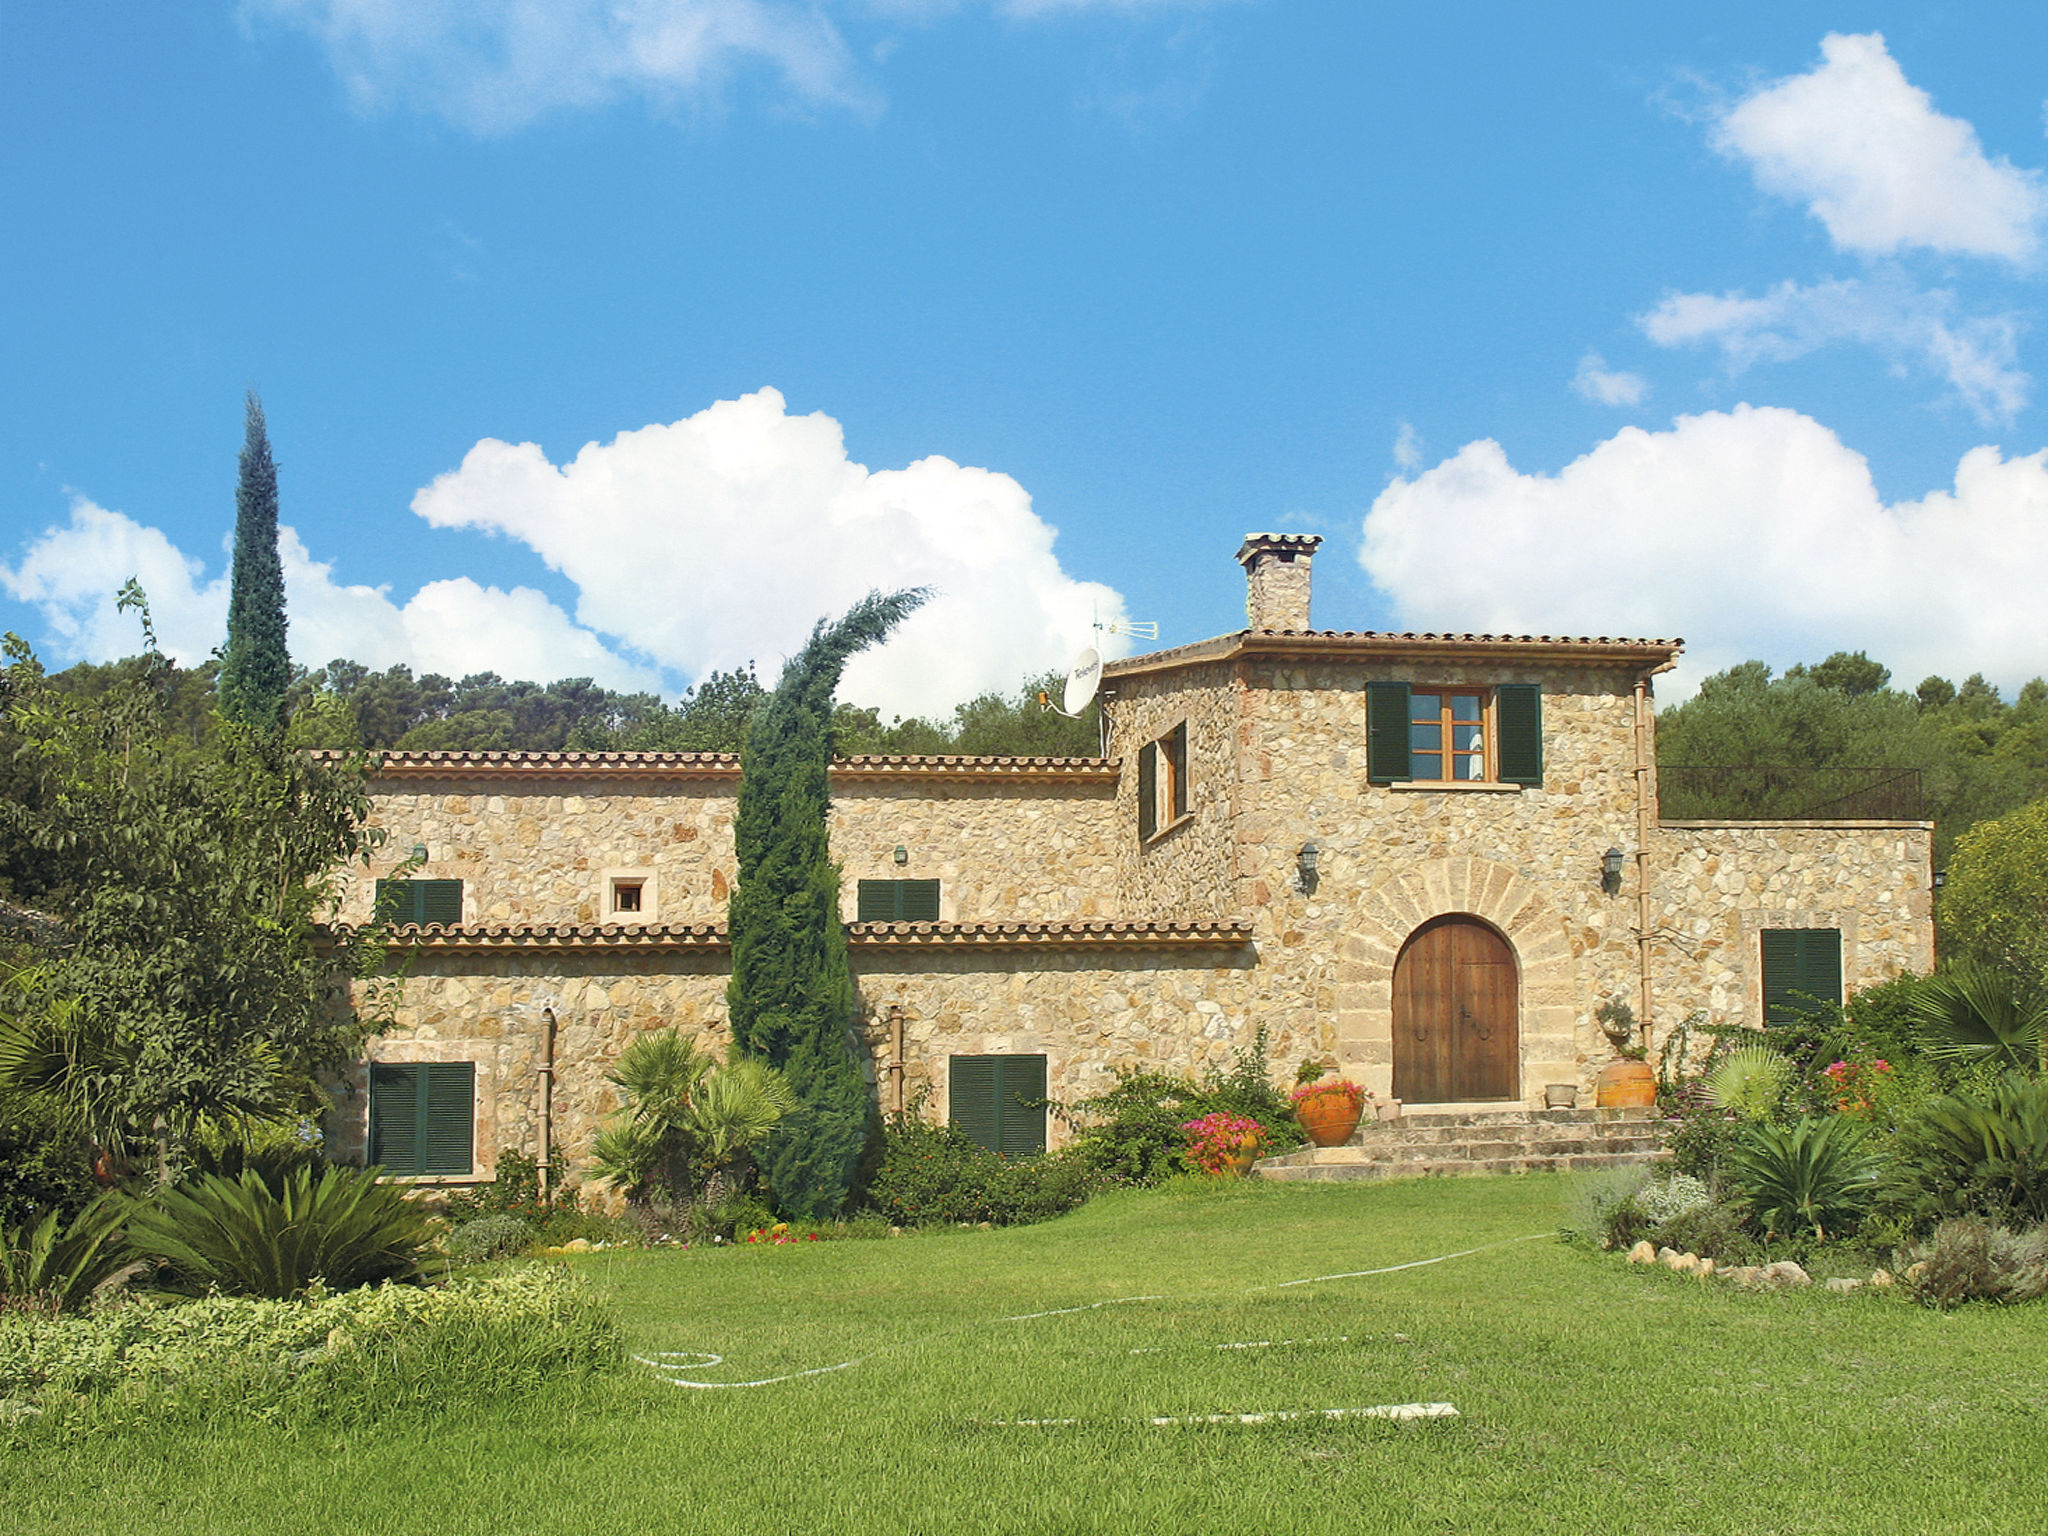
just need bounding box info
[1694,1257,1716,1279]
[1759,1261,1811,1288]
[1905,1261,1929,1284]
[889,1226,904,1237]
[1661,1249,1701,1273]
[1627,1241,1658,1265]
[1869,1268,1894,1289]
[1656,1246,1681,1266]
[1824,1277,1863,1294]
[564,1237,593,1252]
[1722,1265,1762,1287]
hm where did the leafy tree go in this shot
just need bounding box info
[218,394,291,732]
[728,589,926,1221]
[1940,798,2048,995]
[0,605,396,1183]
[830,669,1100,758]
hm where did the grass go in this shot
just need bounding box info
[8,1173,2048,1534]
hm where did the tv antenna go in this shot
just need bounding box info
[1040,644,1103,719]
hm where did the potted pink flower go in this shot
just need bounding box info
[1180,1112,1265,1176]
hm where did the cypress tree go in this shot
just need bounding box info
[219,392,290,731]
[728,588,927,1221]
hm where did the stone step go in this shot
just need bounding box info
[1256,1149,1670,1183]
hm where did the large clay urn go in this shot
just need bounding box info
[1294,1087,1366,1147]
[1594,1059,1657,1108]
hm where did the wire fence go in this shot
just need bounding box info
[1657,765,1925,822]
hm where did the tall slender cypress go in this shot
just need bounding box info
[219,392,290,731]
[728,588,927,1221]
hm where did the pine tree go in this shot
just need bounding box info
[218,392,290,731]
[728,589,927,1221]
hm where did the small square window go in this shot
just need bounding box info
[612,880,644,914]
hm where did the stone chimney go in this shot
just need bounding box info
[1235,533,1322,632]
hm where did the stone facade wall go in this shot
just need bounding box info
[332,941,1276,1180]
[1106,663,1244,922]
[1649,820,1936,1030]
[335,768,1120,931]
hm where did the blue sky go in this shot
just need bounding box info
[7,3,2048,714]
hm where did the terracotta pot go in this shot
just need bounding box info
[1294,1093,1365,1147]
[1222,1146,1261,1177]
[1594,1059,1657,1108]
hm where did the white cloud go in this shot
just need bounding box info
[411,387,1127,719]
[1640,275,2028,424]
[1359,405,2048,698]
[243,0,875,133]
[1571,353,1649,408]
[1391,421,1422,473]
[1713,32,2045,261]
[0,499,660,693]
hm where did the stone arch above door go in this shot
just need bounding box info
[1333,857,1582,1105]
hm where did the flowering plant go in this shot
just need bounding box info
[1822,1058,1891,1116]
[1179,1112,1264,1174]
[745,1222,822,1245]
[1289,1079,1371,1111]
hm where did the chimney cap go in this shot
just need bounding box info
[1235,533,1323,567]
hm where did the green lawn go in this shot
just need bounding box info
[12,1174,2048,1534]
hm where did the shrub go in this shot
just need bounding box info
[124,1167,443,1298]
[1705,1047,1793,1121]
[1879,1071,2048,1232]
[1902,1216,2048,1307]
[0,1195,131,1314]
[1651,1200,1762,1265]
[1905,963,2047,1073]
[446,1213,535,1265]
[863,1115,1101,1228]
[1558,1165,1650,1248]
[1663,1103,1744,1185]
[1725,1116,1880,1241]
[1634,1171,1713,1226]
[0,1265,620,1436]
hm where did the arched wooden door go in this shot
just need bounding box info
[1392,915,1519,1103]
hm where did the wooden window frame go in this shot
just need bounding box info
[1405,687,1493,784]
[1137,721,1190,843]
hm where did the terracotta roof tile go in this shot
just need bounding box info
[320,917,1252,953]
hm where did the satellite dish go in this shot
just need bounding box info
[1058,645,1102,717]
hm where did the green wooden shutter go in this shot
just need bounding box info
[857,880,940,921]
[1366,682,1411,784]
[949,1055,1047,1155]
[368,1062,473,1175]
[369,1064,421,1173]
[949,1056,1000,1151]
[1762,928,1842,1022]
[995,1055,1048,1156]
[1137,741,1158,840]
[1495,684,1543,787]
[374,878,463,926]
[1167,724,1189,820]
[421,1063,475,1176]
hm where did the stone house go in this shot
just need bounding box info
[328,535,1934,1187]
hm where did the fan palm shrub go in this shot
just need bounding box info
[1881,1071,2048,1230]
[1906,962,2047,1072]
[0,1193,132,1312]
[588,1030,799,1209]
[1726,1116,1879,1241]
[123,1166,442,1299]
[1705,1046,1793,1121]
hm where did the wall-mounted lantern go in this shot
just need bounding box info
[1600,846,1626,895]
[1295,840,1320,895]
[893,845,909,866]
[411,843,429,862]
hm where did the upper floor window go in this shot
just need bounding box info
[1367,682,1542,788]
[1137,721,1189,841]
[857,878,941,922]
[374,877,463,927]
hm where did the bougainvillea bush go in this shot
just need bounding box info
[1179,1113,1264,1175]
